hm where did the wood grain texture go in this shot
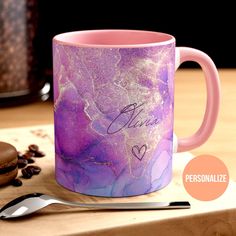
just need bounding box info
[0,69,236,236]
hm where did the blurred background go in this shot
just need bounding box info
[0,0,235,106]
[38,1,236,69]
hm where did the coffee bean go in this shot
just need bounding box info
[17,159,28,168]
[25,166,35,175]
[28,144,39,152]
[17,152,24,159]
[23,151,35,159]
[11,178,23,187]
[21,168,32,179]
[34,150,45,157]
[32,166,41,175]
[17,144,44,181]
[26,165,41,175]
[27,158,35,164]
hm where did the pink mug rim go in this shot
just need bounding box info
[53,29,175,48]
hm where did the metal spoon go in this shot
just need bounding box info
[0,193,190,219]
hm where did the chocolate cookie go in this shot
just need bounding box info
[0,142,18,186]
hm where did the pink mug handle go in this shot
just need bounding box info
[175,47,220,152]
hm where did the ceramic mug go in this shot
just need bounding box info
[53,30,220,197]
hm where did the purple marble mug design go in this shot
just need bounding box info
[53,41,175,197]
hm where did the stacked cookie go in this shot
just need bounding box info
[0,141,44,187]
[0,142,18,186]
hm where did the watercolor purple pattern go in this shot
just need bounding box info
[53,44,175,197]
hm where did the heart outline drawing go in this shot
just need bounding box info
[131,144,147,161]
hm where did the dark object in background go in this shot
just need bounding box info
[1,1,233,106]
[37,1,235,75]
[0,0,50,107]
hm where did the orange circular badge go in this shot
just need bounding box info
[183,155,229,201]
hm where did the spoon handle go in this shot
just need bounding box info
[38,194,190,210]
[56,199,190,210]
[39,194,191,210]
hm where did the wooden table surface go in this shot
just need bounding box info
[0,69,236,235]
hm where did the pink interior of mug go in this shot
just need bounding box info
[53,30,175,48]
